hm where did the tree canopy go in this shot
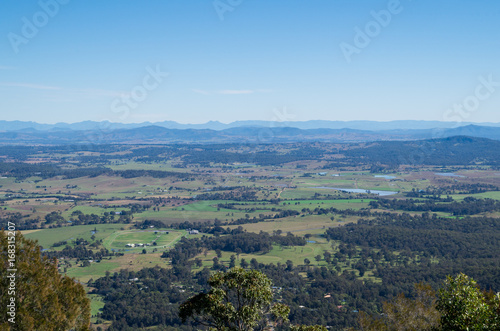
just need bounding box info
[0,231,90,331]
[437,273,500,330]
[358,273,500,331]
[179,267,290,330]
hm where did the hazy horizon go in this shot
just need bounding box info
[2,118,500,126]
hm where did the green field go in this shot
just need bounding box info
[191,239,384,283]
[450,191,500,200]
[89,294,105,318]
[23,224,126,249]
[66,259,121,283]
[191,242,331,270]
[103,229,185,252]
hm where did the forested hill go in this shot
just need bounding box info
[344,136,500,166]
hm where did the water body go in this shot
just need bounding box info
[306,240,316,243]
[374,175,396,179]
[314,187,398,196]
[435,173,465,178]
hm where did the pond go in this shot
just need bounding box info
[314,187,399,196]
[374,175,396,179]
[435,173,465,178]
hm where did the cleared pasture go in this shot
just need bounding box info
[103,229,186,253]
[24,224,126,249]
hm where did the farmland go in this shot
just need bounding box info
[2,140,500,329]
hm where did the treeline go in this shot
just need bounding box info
[181,147,324,166]
[118,169,193,179]
[370,196,500,215]
[194,189,258,201]
[44,245,113,261]
[1,209,133,231]
[43,210,133,227]
[0,162,109,180]
[0,162,194,180]
[405,183,499,197]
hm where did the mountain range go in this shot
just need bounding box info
[1,119,500,132]
[1,120,500,145]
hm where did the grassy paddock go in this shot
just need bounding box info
[103,229,185,252]
[24,224,126,249]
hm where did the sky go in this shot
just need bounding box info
[0,0,499,124]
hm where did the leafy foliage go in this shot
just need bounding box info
[357,283,440,331]
[179,267,290,330]
[358,274,500,331]
[437,273,500,330]
[0,231,90,330]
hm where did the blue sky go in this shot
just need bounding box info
[0,0,499,124]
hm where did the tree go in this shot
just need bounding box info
[229,255,236,268]
[179,267,289,330]
[0,231,90,330]
[358,274,500,331]
[358,283,440,331]
[250,258,259,269]
[212,257,221,270]
[436,273,499,330]
[44,211,65,224]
